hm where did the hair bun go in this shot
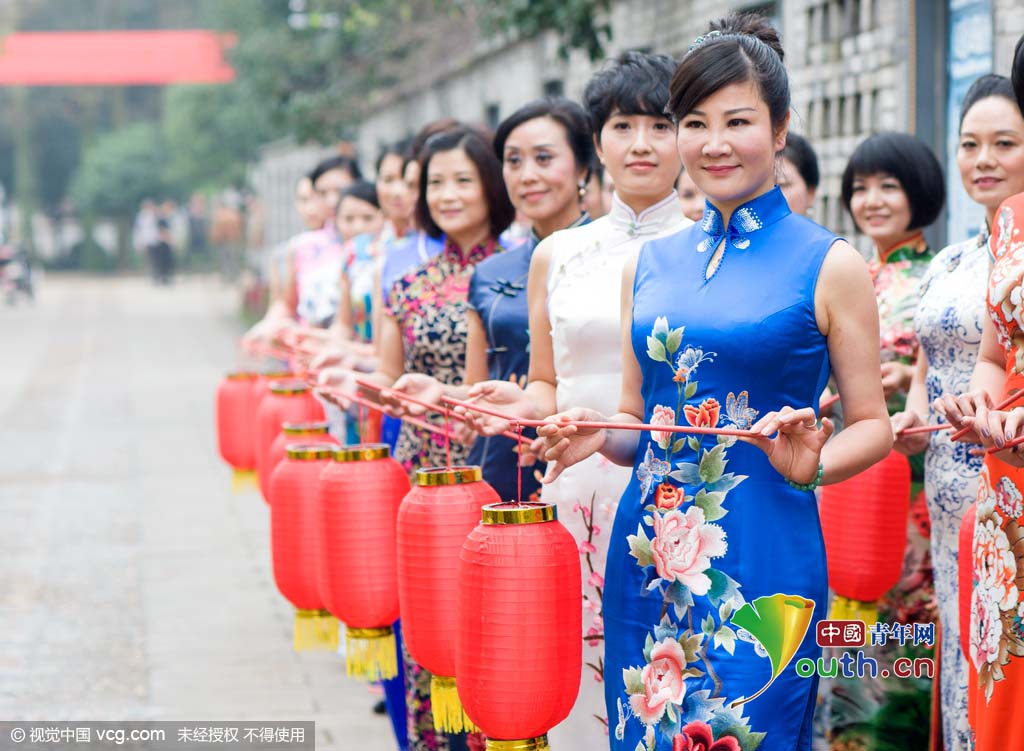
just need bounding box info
[709,12,784,62]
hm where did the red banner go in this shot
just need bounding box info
[0,30,235,86]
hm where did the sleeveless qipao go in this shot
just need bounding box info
[604,187,835,751]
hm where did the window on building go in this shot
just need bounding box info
[843,0,861,36]
[838,95,848,136]
[542,80,564,98]
[485,103,500,131]
[853,92,863,133]
[822,97,833,138]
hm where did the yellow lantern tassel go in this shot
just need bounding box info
[829,595,879,626]
[231,469,258,493]
[345,626,398,680]
[293,609,339,651]
[430,675,478,733]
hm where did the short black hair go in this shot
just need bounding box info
[668,13,789,131]
[339,180,380,210]
[780,133,819,189]
[840,132,946,232]
[493,98,594,179]
[376,140,410,175]
[310,155,363,186]
[415,126,515,240]
[405,118,461,170]
[583,50,677,141]
[1014,33,1024,116]
[960,74,1015,129]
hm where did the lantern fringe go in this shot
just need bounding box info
[430,675,478,733]
[345,627,398,681]
[293,610,339,651]
[829,595,879,626]
[231,469,258,493]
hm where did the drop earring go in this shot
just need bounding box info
[578,181,587,200]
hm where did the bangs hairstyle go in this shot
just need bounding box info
[667,13,789,131]
[1015,33,1024,116]
[309,154,363,186]
[339,180,380,210]
[840,132,946,231]
[780,133,820,189]
[376,140,411,175]
[416,126,515,240]
[494,97,594,179]
[583,50,677,140]
[960,74,1014,129]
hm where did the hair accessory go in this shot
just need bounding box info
[687,29,724,53]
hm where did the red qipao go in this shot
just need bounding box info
[262,421,338,503]
[256,380,324,501]
[819,450,911,623]
[397,467,500,732]
[268,443,337,650]
[959,503,977,665]
[457,502,582,750]
[317,444,410,680]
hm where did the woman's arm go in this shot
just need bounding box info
[815,240,893,482]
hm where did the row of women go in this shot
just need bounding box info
[242,11,1024,751]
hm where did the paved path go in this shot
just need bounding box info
[0,275,393,750]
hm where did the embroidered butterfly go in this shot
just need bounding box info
[637,445,671,503]
[736,627,770,658]
[725,390,759,430]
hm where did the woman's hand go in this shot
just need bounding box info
[740,406,834,484]
[890,410,929,456]
[309,347,348,371]
[460,380,536,436]
[932,390,991,445]
[536,408,608,483]
[316,367,357,408]
[380,374,444,418]
[880,361,912,399]
[966,406,1024,467]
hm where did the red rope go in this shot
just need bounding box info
[440,396,757,438]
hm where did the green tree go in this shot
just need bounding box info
[70,122,170,267]
[473,0,612,61]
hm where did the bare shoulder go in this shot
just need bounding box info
[819,238,870,282]
[529,235,555,275]
[815,239,875,335]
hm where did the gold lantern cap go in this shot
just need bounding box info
[285,443,333,461]
[333,443,391,462]
[416,466,482,486]
[260,369,294,378]
[486,737,550,751]
[226,371,259,380]
[282,421,330,435]
[482,501,556,525]
[269,380,310,395]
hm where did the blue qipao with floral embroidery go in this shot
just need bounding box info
[603,187,839,751]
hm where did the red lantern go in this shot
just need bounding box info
[820,450,911,624]
[262,421,338,502]
[317,443,410,680]
[959,502,977,663]
[215,371,259,481]
[256,380,324,500]
[268,443,337,651]
[457,502,581,748]
[397,467,500,732]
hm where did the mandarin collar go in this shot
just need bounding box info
[609,191,682,239]
[697,186,791,253]
[878,231,929,264]
[443,235,498,266]
[528,211,591,247]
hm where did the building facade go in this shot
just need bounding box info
[354,0,1024,249]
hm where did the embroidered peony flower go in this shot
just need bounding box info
[650,405,676,449]
[683,398,721,429]
[672,722,741,751]
[970,585,1003,670]
[650,507,727,595]
[996,477,1024,520]
[974,517,1019,611]
[655,482,684,511]
[628,637,687,724]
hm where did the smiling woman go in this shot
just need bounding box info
[535,13,892,751]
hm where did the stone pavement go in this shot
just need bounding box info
[0,275,393,751]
